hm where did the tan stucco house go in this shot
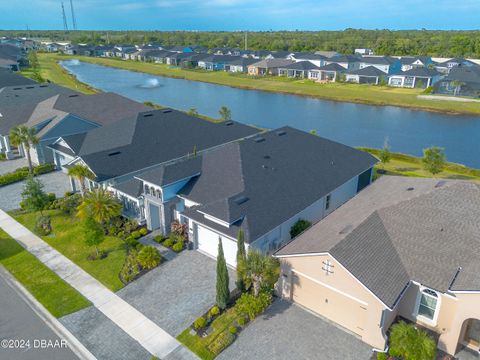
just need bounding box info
[275,176,480,356]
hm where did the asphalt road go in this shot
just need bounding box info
[0,274,79,360]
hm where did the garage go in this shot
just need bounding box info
[291,272,367,336]
[196,224,238,267]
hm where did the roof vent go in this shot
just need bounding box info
[68,94,79,98]
[254,137,265,143]
[225,121,233,126]
[263,155,271,159]
[39,85,48,88]
[13,87,21,90]
[143,113,153,117]
[435,180,446,188]
[108,151,121,156]
[276,130,287,136]
[26,86,34,89]
[162,109,172,113]
[233,195,249,205]
[407,187,414,191]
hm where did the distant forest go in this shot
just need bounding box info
[3,29,480,57]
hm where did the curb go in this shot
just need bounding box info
[0,265,97,360]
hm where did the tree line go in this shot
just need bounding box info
[4,29,480,58]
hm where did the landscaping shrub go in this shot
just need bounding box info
[228,325,238,334]
[423,86,433,94]
[35,215,52,236]
[33,163,56,175]
[237,317,247,326]
[193,316,207,330]
[137,246,161,269]
[64,191,74,197]
[171,221,187,236]
[125,237,139,249]
[46,192,56,204]
[136,243,145,251]
[0,153,5,160]
[163,238,174,248]
[388,321,436,360]
[119,249,141,284]
[235,292,272,320]
[0,163,56,187]
[131,230,141,239]
[290,219,312,239]
[123,219,138,234]
[117,231,126,239]
[139,227,148,236]
[153,234,166,243]
[169,233,185,244]
[57,194,81,215]
[207,331,235,355]
[377,353,388,360]
[208,306,220,318]
[172,242,183,252]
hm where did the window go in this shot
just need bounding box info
[417,288,439,321]
[325,194,331,210]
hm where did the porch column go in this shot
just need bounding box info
[69,176,77,192]
[18,143,25,157]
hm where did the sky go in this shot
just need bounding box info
[1,0,479,31]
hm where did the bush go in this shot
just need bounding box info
[377,353,388,360]
[228,325,238,334]
[423,86,433,94]
[207,331,235,355]
[237,317,246,326]
[131,231,141,239]
[172,242,183,252]
[47,192,56,203]
[57,194,81,215]
[154,234,166,243]
[208,306,220,318]
[35,215,52,235]
[289,219,311,239]
[136,243,145,251]
[137,246,161,269]
[117,231,126,239]
[125,237,139,249]
[163,238,174,248]
[119,249,141,284]
[235,292,272,320]
[64,191,74,197]
[169,233,185,244]
[388,321,436,360]
[0,153,5,161]
[139,227,148,236]
[33,163,56,175]
[193,316,207,330]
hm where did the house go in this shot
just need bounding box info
[287,53,327,68]
[0,83,77,159]
[345,66,388,84]
[225,58,258,73]
[433,66,480,97]
[144,50,174,63]
[275,176,480,357]
[133,127,376,266]
[22,92,150,165]
[0,68,36,88]
[49,109,259,220]
[314,50,340,58]
[359,56,401,74]
[399,56,434,72]
[265,51,294,59]
[0,44,24,71]
[251,50,274,59]
[178,53,211,69]
[325,55,361,71]
[355,48,374,56]
[435,58,478,74]
[278,61,320,78]
[308,63,346,82]
[197,55,238,71]
[388,67,443,89]
[248,59,295,76]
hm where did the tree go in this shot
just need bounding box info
[27,51,43,82]
[216,238,230,309]
[67,164,95,196]
[388,321,436,360]
[218,106,232,121]
[76,188,122,224]
[9,125,39,174]
[242,250,280,297]
[21,176,49,214]
[236,229,247,291]
[83,216,105,259]
[422,147,446,176]
[378,137,392,168]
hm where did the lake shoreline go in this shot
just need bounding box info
[51,54,480,117]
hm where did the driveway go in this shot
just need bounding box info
[117,250,235,336]
[0,171,71,211]
[0,158,28,175]
[218,299,374,360]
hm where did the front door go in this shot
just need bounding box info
[149,203,161,230]
[464,319,480,350]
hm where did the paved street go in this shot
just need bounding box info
[0,272,78,360]
[218,299,374,360]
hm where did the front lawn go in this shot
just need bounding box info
[0,228,91,317]
[12,209,127,291]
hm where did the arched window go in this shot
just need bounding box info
[417,288,440,323]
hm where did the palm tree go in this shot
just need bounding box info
[68,164,95,196]
[241,250,280,297]
[77,188,122,225]
[9,125,39,174]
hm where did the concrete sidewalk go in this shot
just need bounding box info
[0,209,197,359]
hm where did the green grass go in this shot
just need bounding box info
[177,308,243,360]
[40,53,480,116]
[361,148,480,180]
[21,53,97,94]
[0,228,90,317]
[12,210,127,291]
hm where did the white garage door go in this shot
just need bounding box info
[197,225,238,267]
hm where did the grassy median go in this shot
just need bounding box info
[40,53,480,116]
[0,228,91,318]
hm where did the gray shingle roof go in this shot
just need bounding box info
[56,109,259,182]
[114,178,144,198]
[347,66,387,77]
[399,67,442,77]
[281,61,320,71]
[315,63,347,72]
[0,68,36,88]
[175,127,377,244]
[276,176,480,307]
[249,59,295,69]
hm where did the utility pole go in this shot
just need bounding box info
[61,2,69,33]
[70,0,77,31]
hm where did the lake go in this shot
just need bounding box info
[61,60,480,168]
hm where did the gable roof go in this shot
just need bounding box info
[397,67,442,78]
[314,63,346,72]
[281,61,320,71]
[249,59,295,69]
[55,109,259,182]
[227,58,258,67]
[360,56,398,65]
[276,176,480,307]
[347,66,387,77]
[175,127,377,243]
[443,66,480,84]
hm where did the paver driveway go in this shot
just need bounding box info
[117,250,235,336]
[218,299,374,360]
